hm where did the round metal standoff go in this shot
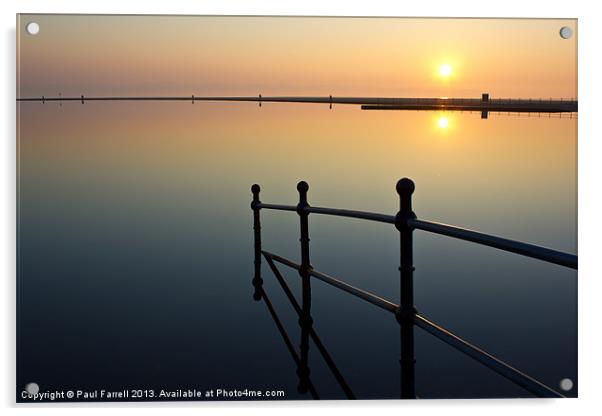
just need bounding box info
[559,26,573,39]
[251,184,261,194]
[25,382,40,395]
[26,22,40,35]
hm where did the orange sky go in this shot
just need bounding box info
[17,15,577,98]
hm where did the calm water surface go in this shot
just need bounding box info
[17,102,577,399]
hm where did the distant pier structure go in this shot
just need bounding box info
[17,93,578,118]
[360,93,578,118]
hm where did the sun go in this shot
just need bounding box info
[438,116,449,129]
[439,64,452,77]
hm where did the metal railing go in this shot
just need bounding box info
[250,179,577,399]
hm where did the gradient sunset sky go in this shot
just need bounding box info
[17,15,576,98]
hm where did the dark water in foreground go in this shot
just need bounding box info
[17,102,577,400]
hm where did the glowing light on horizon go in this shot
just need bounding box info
[438,116,449,129]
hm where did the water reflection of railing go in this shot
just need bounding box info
[251,179,576,399]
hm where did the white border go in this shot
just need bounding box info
[2,1,601,415]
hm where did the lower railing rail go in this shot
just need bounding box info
[262,250,564,398]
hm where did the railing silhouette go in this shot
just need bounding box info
[251,179,577,399]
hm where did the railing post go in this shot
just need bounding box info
[251,184,263,301]
[296,181,313,394]
[395,178,417,399]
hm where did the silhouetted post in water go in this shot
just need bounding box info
[297,181,313,394]
[481,93,489,119]
[395,178,416,399]
[251,184,263,301]
[81,95,85,104]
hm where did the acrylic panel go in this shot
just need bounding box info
[16,15,577,402]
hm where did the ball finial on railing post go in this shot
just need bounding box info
[297,180,309,192]
[251,184,261,207]
[296,181,310,213]
[396,177,415,194]
[396,178,415,222]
